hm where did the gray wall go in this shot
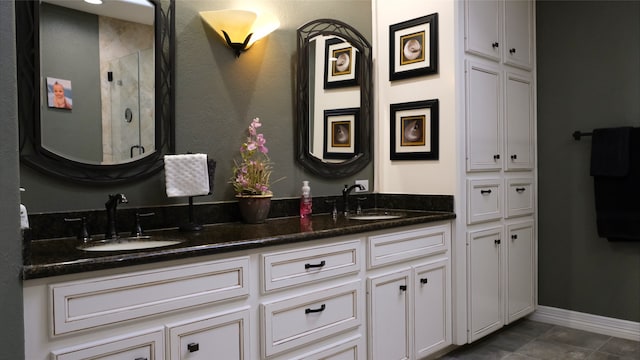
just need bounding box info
[537,1,640,322]
[20,0,373,213]
[0,1,25,359]
[40,3,103,163]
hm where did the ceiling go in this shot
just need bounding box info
[42,0,154,25]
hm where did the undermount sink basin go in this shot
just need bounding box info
[77,236,184,252]
[349,211,405,221]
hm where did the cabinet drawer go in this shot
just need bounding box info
[51,327,164,360]
[506,178,534,218]
[367,223,450,269]
[51,257,249,335]
[261,239,360,293]
[286,335,362,360]
[261,281,362,357]
[467,179,503,224]
[167,307,250,360]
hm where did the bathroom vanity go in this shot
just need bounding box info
[23,211,454,360]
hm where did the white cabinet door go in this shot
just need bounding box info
[465,0,501,61]
[505,177,535,218]
[368,269,411,360]
[466,61,502,171]
[504,0,533,69]
[51,328,165,360]
[504,71,534,170]
[506,221,535,323]
[467,178,503,224]
[467,227,504,342]
[166,308,250,360]
[414,259,450,359]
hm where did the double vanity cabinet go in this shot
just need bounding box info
[23,215,453,360]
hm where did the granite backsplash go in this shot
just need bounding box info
[25,193,454,241]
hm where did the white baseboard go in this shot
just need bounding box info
[529,306,640,341]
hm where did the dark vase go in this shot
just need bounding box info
[236,195,272,224]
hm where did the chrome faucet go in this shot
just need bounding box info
[342,184,364,216]
[105,193,128,239]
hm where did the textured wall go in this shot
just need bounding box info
[537,0,640,321]
[20,0,373,213]
[0,1,25,359]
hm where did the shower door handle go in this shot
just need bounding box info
[130,145,146,158]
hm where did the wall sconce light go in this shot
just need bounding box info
[199,9,280,58]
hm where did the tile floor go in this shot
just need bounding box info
[439,319,640,359]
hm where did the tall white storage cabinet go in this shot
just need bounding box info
[461,0,537,343]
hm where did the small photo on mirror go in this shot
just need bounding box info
[324,107,359,160]
[46,77,73,110]
[324,37,359,89]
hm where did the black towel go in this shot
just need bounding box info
[590,127,632,177]
[592,127,640,241]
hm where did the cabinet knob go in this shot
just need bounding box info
[493,154,500,160]
[135,358,148,360]
[480,189,492,195]
[187,343,199,352]
[494,239,501,245]
[511,154,518,160]
[509,48,516,54]
[305,260,326,269]
[511,234,518,240]
[399,285,407,292]
[492,42,499,48]
[305,304,326,314]
[420,278,428,284]
[516,187,526,193]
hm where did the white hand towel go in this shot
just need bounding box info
[164,154,210,197]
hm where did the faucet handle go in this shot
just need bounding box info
[356,197,367,215]
[131,212,155,237]
[324,199,338,220]
[107,193,128,205]
[65,217,90,243]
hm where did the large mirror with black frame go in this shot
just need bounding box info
[296,19,372,178]
[15,0,175,184]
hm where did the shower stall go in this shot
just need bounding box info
[103,48,154,164]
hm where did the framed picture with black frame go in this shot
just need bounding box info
[324,37,359,89]
[323,107,359,159]
[390,99,439,160]
[389,13,438,81]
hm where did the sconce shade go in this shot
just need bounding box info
[200,9,280,57]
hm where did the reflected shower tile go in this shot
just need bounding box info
[539,326,610,350]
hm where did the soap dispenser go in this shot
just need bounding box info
[19,188,29,230]
[300,181,312,218]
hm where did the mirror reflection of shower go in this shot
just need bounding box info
[104,48,154,163]
[98,13,154,165]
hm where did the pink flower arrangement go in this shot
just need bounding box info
[230,118,278,196]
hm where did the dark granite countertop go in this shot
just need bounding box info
[23,210,455,280]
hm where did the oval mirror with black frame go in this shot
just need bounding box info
[296,19,372,178]
[15,0,175,184]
